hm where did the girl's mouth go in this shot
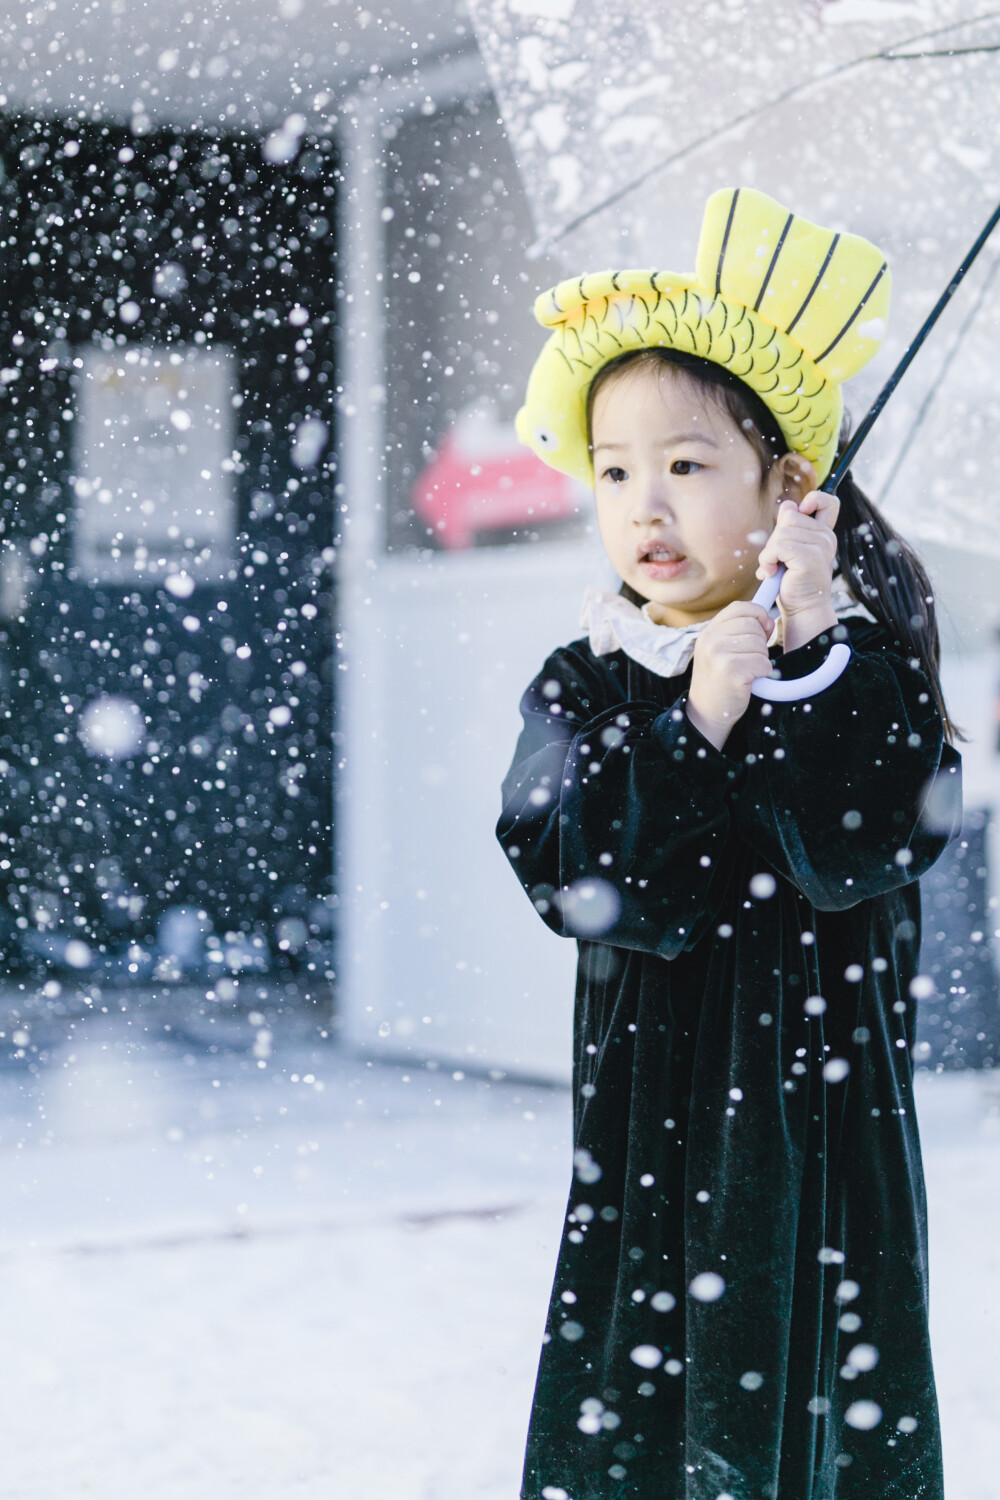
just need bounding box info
[637,544,688,581]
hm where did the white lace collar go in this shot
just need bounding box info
[580,577,875,679]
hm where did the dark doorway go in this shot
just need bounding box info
[0,115,339,994]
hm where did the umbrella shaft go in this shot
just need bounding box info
[825,195,1000,493]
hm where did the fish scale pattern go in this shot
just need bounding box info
[563,275,833,461]
[518,270,840,483]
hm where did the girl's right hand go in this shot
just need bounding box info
[686,601,774,749]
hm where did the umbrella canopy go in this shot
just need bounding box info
[467,0,1000,557]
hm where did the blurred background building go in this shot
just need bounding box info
[0,0,996,1075]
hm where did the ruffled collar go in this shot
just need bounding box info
[580,577,875,680]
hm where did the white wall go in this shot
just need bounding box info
[336,59,599,1082]
[337,542,607,1081]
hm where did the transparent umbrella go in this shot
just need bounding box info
[466,0,1000,558]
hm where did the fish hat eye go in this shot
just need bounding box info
[516,187,891,487]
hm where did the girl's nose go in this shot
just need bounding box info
[631,477,674,525]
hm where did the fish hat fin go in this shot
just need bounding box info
[698,188,890,386]
[517,186,890,486]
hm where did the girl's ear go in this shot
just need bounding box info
[774,452,818,503]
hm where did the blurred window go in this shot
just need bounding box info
[382,96,578,553]
[73,344,236,583]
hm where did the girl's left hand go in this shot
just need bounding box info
[755,490,840,632]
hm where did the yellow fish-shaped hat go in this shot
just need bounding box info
[517,187,890,486]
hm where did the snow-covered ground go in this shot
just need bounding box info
[0,1008,996,1499]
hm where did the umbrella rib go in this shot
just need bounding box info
[885,42,1000,59]
[526,8,1000,258]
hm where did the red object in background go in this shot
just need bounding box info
[412,412,581,550]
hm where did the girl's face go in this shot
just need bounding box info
[590,363,790,626]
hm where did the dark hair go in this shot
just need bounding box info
[587,348,957,741]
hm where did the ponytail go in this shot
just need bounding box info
[833,469,959,742]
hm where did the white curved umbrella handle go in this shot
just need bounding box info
[749,564,851,702]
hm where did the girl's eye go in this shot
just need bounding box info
[602,466,628,484]
[671,459,702,476]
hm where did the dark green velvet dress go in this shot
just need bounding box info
[497,618,961,1500]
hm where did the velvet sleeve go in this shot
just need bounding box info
[735,621,962,912]
[496,645,744,958]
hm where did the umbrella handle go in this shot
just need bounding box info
[749,564,852,702]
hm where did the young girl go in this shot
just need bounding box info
[497,189,962,1500]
